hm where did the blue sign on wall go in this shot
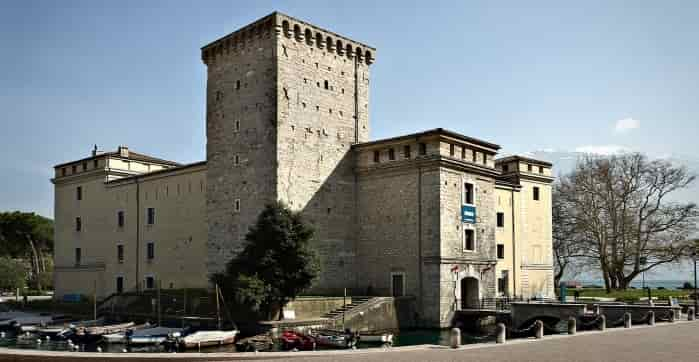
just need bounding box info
[461,205,476,223]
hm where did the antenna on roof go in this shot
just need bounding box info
[92,144,98,156]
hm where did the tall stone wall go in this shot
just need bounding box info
[274,13,374,293]
[204,19,279,276]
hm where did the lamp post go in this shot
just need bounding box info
[693,250,697,318]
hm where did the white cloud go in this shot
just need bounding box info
[614,118,640,133]
[574,145,630,155]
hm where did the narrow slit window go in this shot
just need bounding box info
[464,183,474,204]
[464,229,475,251]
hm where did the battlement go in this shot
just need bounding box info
[201,11,375,66]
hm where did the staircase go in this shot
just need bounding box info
[321,296,373,320]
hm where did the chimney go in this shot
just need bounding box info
[91,144,98,157]
[118,145,129,158]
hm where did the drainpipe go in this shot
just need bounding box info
[136,177,141,291]
[417,166,423,317]
[510,189,517,297]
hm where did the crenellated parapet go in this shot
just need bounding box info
[201,11,376,66]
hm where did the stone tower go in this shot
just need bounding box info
[202,12,376,293]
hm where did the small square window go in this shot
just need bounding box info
[419,143,427,155]
[388,148,395,160]
[533,187,540,201]
[464,229,475,251]
[373,150,380,163]
[404,145,411,159]
[497,212,505,227]
[497,244,505,259]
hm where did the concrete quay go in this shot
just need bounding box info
[0,320,697,362]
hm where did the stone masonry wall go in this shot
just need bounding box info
[204,19,279,276]
[275,13,374,293]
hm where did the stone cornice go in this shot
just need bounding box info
[355,155,500,180]
[423,256,498,265]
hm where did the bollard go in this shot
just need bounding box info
[594,304,601,315]
[599,315,606,331]
[624,312,632,328]
[534,320,544,339]
[450,328,461,348]
[688,307,695,321]
[496,323,506,344]
[567,317,576,335]
[669,310,675,323]
[648,311,655,326]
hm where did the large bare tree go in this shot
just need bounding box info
[556,153,698,291]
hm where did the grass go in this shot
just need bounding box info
[565,288,694,303]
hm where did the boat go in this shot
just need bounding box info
[359,332,394,345]
[177,330,238,349]
[309,329,356,349]
[101,323,151,344]
[73,322,135,342]
[127,326,188,345]
[235,334,274,352]
[279,330,316,351]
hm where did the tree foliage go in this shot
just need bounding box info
[213,202,319,318]
[0,256,29,291]
[555,153,698,291]
[0,212,54,290]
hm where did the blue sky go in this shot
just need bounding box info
[2,1,698,222]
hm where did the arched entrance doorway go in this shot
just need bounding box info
[460,277,479,309]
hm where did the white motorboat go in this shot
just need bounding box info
[178,330,239,349]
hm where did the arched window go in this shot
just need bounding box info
[365,50,373,65]
[315,32,324,48]
[356,46,363,61]
[305,29,313,44]
[345,43,353,57]
[282,20,290,37]
[293,24,301,40]
[326,36,334,50]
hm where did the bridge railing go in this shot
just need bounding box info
[477,296,560,311]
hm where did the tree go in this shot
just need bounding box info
[0,212,54,291]
[552,186,583,286]
[0,256,29,291]
[557,153,698,291]
[213,202,319,319]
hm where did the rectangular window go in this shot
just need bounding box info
[117,211,124,227]
[388,148,395,160]
[533,187,540,201]
[82,162,87,171]
[497,212,505,227]
[116,276,124,294]
[373,150,380,163]
[461,146,466,159]
[483,154,488,165]
[502,164,509,173]
[72,165,77,174]
[403,145,411,159]
[419,143,427,155]
[93,159,99,169]
[145,276,155,290]
[235,80,240,90]
[472,151,478,163]
[464,183,474,205]
[117,245,124,264]
[497,244,505,259]
[75,217,82,232]
[234,199,241,212]
[147,208,155,225]
[539,166,544,174]
[62,168,67,176]
[234,154,240,166]
[527,164,533,172]
[449,144,455,156]
[147,242,155,260]
[76,186,82,201]
[234,119,240,132]
[464,229,475,251]
[75,248,81,266]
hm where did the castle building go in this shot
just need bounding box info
[51,12,554,327]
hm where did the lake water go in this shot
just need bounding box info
[579,279,693,289]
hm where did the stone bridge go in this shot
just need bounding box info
[510,302,682,329]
